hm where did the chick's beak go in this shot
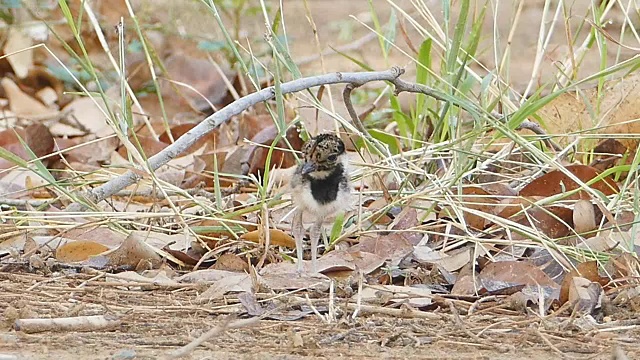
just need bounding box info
[301,161,317,175]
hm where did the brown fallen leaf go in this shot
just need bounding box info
[102,232,163,269]
[496,197,574,239]
[0,124,54,170]
[350,233,413,267]
[211,253,250,272]
[537,72,640,157]
[61,93,116,137]
[479,261,560,299]
[559,261,608,305]
[458,186,499,230]
[590,138,627,172]
[567,276,603,314]
[240,228,296,249]
[1,78,59,120]
[55,241,110,263]
[160,53,233,112]
[519,164,619,200]
[573,199,597,235]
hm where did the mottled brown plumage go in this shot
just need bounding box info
[289,133,351,273]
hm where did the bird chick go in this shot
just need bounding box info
[289,133,351,273]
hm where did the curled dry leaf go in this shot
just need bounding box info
[102,232,163,269]
[194,216,255,239]
[55,240,110,263]
[559,261,608,305]
[53,136,119,166]
[496,197,574,239]
[573,199,597,235]
[178,269,243,283]
[240,228,296,249]
[537,72,640,157]
[61,89,122,137]
[567,276,603,314]
[590,138,627,172]
[260,249,384,276]
[246,124,303,176]
[459,186,499,230]
[390,207,422,245]
[355,284,432,307]
[414,245,485,273]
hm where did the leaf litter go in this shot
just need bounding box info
[0,1,640,359]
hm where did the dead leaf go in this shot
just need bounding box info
[246,125,303,176]
[103,232,163,269]
[61,94,115,137]
[211,253,250,272]
[496,197,574,238]
[479,261,560,299]
[559,261,608,305]
[519,164,619,199]
[355,284,432,307]
[573,199,597,235]
[241,228,296,248]
[260,272,330,291]
[537,73,640,157]
[458,186,499,230]
[160,54,233,111]
[55,241,110,263]
[1,78,59,120]
[4,29,33,79]
[390,207,422,245]
[0,124,54,170]
[567,276,603,314]
[413,246,482,273]
[590,138,627,172]
[178,269,244,283]
[196,273,253,301]
[350,233,413,267]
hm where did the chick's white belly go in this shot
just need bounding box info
[292,182,351,217]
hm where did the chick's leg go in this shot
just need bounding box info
[292,210,305,273]
[309,219,323,273]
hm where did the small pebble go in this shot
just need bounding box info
[112,349,136,360]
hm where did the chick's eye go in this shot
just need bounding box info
[327,154,337,161]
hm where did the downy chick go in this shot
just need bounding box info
[289,133,351,273]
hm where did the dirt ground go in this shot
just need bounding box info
[3,1,640,359]
[2,271,639,360]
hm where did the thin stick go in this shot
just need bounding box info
[164,317,258,359]
[14,315,121,334]
[66,67,406,211]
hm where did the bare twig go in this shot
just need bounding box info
[164,317,258,359]
[66,67,406,211]
[65,65,557,213]
[14,314,121,334]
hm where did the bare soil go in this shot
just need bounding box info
[2,272,638,360]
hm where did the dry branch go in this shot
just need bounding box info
[164,317,259,359]
[64,66,554,211]
[66,67,406,211]
[13,314,121,333]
